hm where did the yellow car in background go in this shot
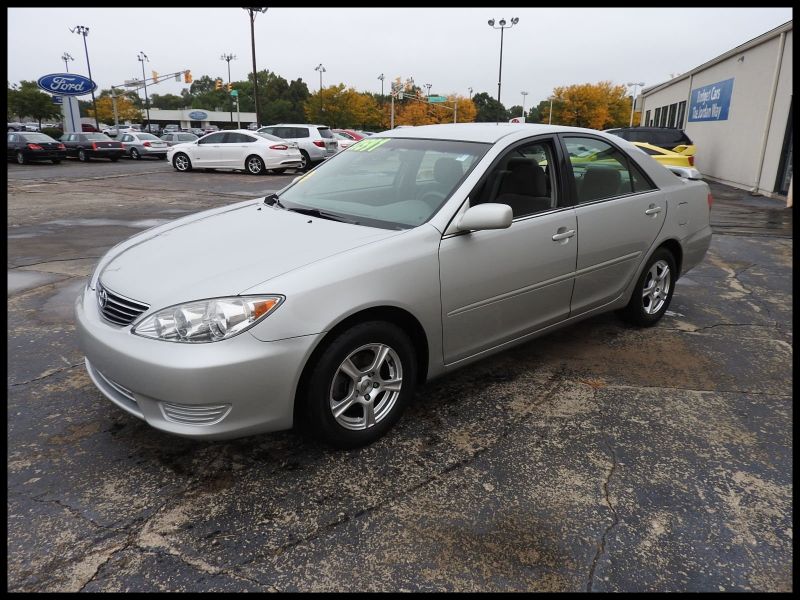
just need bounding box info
[632,142,696,168]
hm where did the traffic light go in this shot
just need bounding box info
[151,70,158,81]
[184,70,192,84]
[215,78,223,91]
[227,83,232,92]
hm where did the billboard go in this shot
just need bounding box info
[688,78,734,122]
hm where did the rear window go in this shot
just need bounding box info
[137,133,160,141]
[256,132,284,142]
[177,134,197,141]
[84,133,109,140]
[318,127,334,139]
[22,133,56,143]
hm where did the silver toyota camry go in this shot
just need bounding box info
[76,123,712,448]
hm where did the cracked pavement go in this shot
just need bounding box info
[7,161,793,592]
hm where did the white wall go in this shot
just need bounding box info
[640,27,792,196]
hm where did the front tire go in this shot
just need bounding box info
[172,153,192,172]
[299,321,417,448]
[618,247,676,327]
[130,148,140,160]
[246,154,265,175]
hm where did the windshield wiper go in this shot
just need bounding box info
[285,207,350,223]
[263,193,285,208]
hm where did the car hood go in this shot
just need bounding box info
[99,201,400,309]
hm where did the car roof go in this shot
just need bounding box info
[263,124,328,128]
[375,122,601,143]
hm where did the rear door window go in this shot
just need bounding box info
[318,127,334,138]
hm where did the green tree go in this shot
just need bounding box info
[150,93,187,110]
[471,92,508,122]
[7,81,61,127]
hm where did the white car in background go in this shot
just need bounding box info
[167,129,303,175]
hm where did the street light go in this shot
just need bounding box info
[69,25,99,130]
[468,86,473,100]
[520,91,528,121]
[137,51,151,133]
[626,81,645,127]
[378,73,385,98]
[221,53,237,124]
[487,16,519,123]
[424,83,432,98]
[243,8,269,127]
[315,63,326,117]
[61,52,74,73]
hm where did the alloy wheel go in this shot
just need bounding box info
[642,259,671,315]
[329,343,403,431]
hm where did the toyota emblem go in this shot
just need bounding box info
[98,287,108,309]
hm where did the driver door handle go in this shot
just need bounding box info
[645,206,662,215]
[552,228,576,241]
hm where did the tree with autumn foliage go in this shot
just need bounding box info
[390,93,476,127]
[546,81,631,129]
[304,84,382,129]
[88,95,142,124]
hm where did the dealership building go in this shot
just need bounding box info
[142,107,258,130]
[639,20,792,204]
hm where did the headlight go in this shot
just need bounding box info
[132,295,283,343]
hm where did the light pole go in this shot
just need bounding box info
[315,63,326,118]
[468,86,473,100]
[520,90,528,121]
[221,53,237,124]
[137,52,151,133]
[61,52,74,73]
[487,16,519,123]
[378,73,384,98]
[70,25,99,131]
[243,8,268,127]
[424,83,432,98]
[548,96,554,124]
[626,81,645,127]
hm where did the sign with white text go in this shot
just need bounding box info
[688,78,734,122]
[37,73,97,97]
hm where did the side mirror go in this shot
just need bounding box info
[456,203,513,232]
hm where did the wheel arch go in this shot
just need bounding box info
[293,305,430,419]
[621,237,684,306]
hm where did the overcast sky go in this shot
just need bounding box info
[8,7,793,109]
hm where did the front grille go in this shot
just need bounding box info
[97,282,149,326]
[160,402,232,426]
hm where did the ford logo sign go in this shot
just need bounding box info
[188,111,208,120]
[37,73,97,97]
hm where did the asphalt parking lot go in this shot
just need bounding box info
[7,158,793,592]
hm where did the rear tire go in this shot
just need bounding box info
[246,154,265,175]
[299,151,311,172]
[78,149,89,162]
[618,247,676,327]
[130,148,140,160]
[16,151,25,165]
[298,321,417,449]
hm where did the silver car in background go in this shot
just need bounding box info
[119,131,168,159]
[76,123,711,448]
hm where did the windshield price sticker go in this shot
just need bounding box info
[350,138,390,152]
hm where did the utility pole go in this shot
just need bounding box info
[378,73,385,98]
[243,8,268,127]
[521,90,528,121]
[315,63,326,119]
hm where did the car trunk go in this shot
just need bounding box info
[317,127,339,155]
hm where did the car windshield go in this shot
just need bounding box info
[277,137,490,229]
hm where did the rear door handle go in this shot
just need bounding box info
[645,206,662,215]
[552,228,576,241]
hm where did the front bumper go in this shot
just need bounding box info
[75,285,321,439]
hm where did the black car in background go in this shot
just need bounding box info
[7,131,66,164]
[59,132,125,162]
[604,127,694,151]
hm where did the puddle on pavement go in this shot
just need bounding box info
[8,270,63,295]
[43,218,169,229]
